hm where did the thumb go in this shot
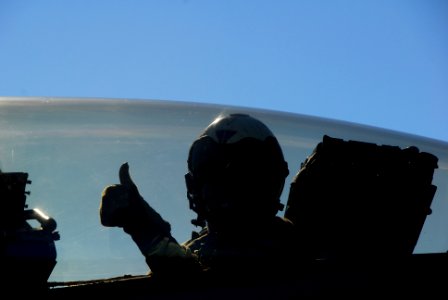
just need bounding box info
[119,162,141,198]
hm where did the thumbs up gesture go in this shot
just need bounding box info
[100,163,171,237]
[100,162,141,227]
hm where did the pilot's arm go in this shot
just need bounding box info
[99,163,198,274]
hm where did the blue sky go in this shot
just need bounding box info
[1,0,447,142]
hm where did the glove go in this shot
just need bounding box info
[100,162,171,236]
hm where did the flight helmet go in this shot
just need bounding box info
[185,113,289,229]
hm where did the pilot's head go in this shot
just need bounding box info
[185,113,289,232]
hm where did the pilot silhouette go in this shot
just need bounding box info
[99,113,298,276]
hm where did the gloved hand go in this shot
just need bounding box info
[100,162,171,236]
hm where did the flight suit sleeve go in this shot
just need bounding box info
[133,234,200,274]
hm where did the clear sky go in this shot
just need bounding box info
[1,0,447,142]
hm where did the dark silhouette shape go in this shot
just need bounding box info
[100,114,297,277]
[285,135,438,261]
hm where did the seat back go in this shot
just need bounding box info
[285,135,438,260]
